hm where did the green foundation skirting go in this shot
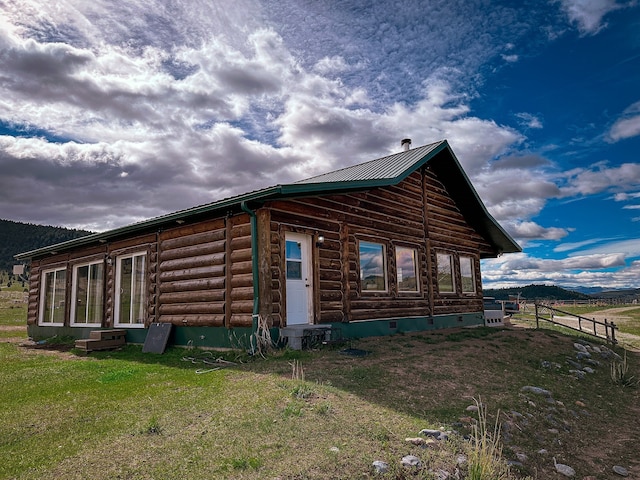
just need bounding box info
[26,312,484,350]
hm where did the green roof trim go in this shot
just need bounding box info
[15,139,520,260]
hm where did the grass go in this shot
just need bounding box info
[1,296,639,479]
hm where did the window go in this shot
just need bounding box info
[460,256,476,293]
[39,267,67,325]
[71,261,104,326]
[115,252,147,327]
[396,246,419,292]
[359,241,387,292]
[285,240,302,280]
[436,252,454,293]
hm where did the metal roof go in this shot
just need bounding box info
[296,141,444,185]
[15,139,520,260]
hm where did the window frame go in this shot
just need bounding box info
[39,266,67,326]
[436,252,455,294]
[114,251,147,328]
[460,255,476,294]
[70,260,105,327]
[395,245,420,294]
[358,240,388,293]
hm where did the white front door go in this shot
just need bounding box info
[285,233,312,325]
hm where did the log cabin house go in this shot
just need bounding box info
[15,139,520,349]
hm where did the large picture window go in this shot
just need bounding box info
[359,241,387,292]
[460,256,476,294]
[436,252,454,293]
[39,267,67,326]
[396,246,419,292]
[115,252,147,327]
[71,261,104,326]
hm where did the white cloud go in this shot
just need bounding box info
[515,112,543,129]
[613,192,640,201]
[501,54,519,63]
[558,0,626,35]
[481,251,638,289]
[559,162,640,197]
[607,100,640,142]
[509,221,569,240]
[554,238,608,252]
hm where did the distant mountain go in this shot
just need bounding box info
[570,286,607,295]
[0,219,93,272]
[483,284,591,301]
[592,288,640,300]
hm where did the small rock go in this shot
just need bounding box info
[554,458,576,477]
[521,386,552,397]
[372,460,389,474]
[576,351,591,360]
[591,346,601,353]
[516,453,527,463]
[548,428,559,434]
[405,437,426,446]
[569,369,586,379]
[613,465,629,477]
[575,400,586,408]
[401,455,422,468]
[511,410,524,418]
[582,476,597,480]
[459,416,474,424]
[434,469,450,479]
[586,359,601,367]
[329,446,340,453]
[507,460,523,467]
[456,454,467,466]
[583,367,595,374]
[466,404,479,412]
[537,449,548,455]
[574,343,588,352]
[420,428,442,438]
[567,359,583,369]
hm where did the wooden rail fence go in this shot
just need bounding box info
[534,302,618,344]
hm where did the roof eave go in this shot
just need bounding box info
[14,186,284,261]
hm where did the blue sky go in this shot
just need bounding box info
[0,0,639,290]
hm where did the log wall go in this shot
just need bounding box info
[266,167,487,324]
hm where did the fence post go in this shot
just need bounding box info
[611,321,617,345]
[535,303,539,329]
[593,318,597,336]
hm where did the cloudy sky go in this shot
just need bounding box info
[1,0,639,290]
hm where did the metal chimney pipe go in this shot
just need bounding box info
[401,138,412,151]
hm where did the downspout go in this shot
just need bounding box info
[240,201,259,353]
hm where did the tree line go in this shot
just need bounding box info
[0,218,92,272]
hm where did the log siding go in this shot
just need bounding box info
[21,143,514,342]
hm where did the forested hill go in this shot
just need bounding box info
[0,219,93,271]
[483,284,591,301]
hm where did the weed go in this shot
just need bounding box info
[291,382,313,399]
[229,456,262,470]
[315,401,332,415]
[282,400,304,417]
[143,416,162,435]
[610,349,638,387]
[290,359,305,380]
[466,398,510,480]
